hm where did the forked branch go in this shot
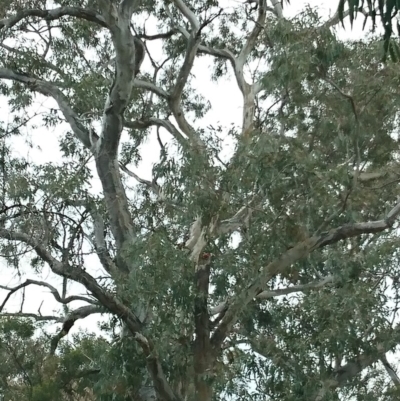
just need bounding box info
[211,198,400,349]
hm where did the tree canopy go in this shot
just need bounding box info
[338,0,400,60]
[1,0,400,400]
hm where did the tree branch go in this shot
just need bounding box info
[0,68,93,149]
[217,190,264,235]
[91,4,144,269]
[168,34,203,147]
[96,2,138,157]
[237,0,267,70]
[319,329,400,396]
[211,198,400,349]
[1,312,60,321]
[64,199,118,276]
[133,79,170,98]
[257,275,335,299]
[0,7,107,30]
[209,275,335,315]
[170,0,200,32]
[0,227,179,401]
[119,163,161,197]
[124,117,186,144]
[0,279,96,313]
[0,228,143,332]
[380,354,400,389]
[321,9,351,29]
[50,305,104,354]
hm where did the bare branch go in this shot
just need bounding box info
[237,0,267,69]
[349,171,388,181]
[133,78,169,98]
[124,117,186,144]
[168,36,204,146]
[210,275,335,315]
[90,3,141,271]
[0,279,96,313]
[96,4,137,157]
[163,4,206,148]
[165,12,235,64]
[133,333,181,401]
[119,0,139,17]
[0,7,107,30]
[138,30,178,40]
[171,34,200,102]
[119,163,161,197]
[257,275,335,299]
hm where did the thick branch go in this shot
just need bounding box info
[0,7,107,30]
[193,257,213,401]
[380,355,400,388]
[237,0,267,69]
[124,117,186,144]
[133,79,170,98]
[97,3,137,157]
[92,4,141,268]
[168,34,203,147]
[321,9,351,29]
[271,0,283,18]
[50,305,103,354]
[320,330,400,395]
[198,44,235,63]
[210,275,335,315]
[171,0,200,32]
[257,275,335,299]
[211,198,400,349]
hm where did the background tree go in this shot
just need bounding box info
[1,0,400,400]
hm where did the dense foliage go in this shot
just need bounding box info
[0,0,400,400]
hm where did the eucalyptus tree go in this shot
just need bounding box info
[1,1,400,400]
[338,0,400,60]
